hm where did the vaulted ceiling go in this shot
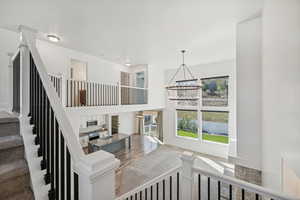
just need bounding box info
[0,0,263,68]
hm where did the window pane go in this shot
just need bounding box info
[177,110,198,138]
[176,79,199,107]
[136,72,145,88]
[202,77,228,106]
[202,111,229,144]
[144,115,152,125]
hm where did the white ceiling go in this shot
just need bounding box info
[0,0,263,68]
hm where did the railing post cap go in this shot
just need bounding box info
[74,151,120,184]
[180,151,195,162]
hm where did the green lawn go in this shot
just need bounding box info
[177,130,229,144]
[202,133,229,144]
[177,130,198,138]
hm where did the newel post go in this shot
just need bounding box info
[7,52,14,111]
[181,151,195,200]
[75,151,120,200]
[18,26,37,135]
[19,29,31,117]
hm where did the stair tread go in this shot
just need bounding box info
[0,160,29,182]
[0,135,23,151]
[0,111,19,124]
[7,189,34,200]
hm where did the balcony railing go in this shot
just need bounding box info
[66,80,119,107]
[56,79,148,107]
[121,85,148,105]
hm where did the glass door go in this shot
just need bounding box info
[143,111,160,139]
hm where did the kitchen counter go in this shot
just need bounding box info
[79,125,108,137]
[88,134,131,153]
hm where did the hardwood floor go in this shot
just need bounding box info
[84,134,235,197]
[115,134,160,169]
[114,135,235,197]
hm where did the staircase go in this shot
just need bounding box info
[0,111,33,200]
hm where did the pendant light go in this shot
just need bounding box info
[165,50,201,101]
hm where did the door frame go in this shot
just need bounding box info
[111,115,119,135]
[69,58,88,80]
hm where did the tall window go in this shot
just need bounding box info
[177,110,198,139]
[201,76,229,144]
[175,76,230,144]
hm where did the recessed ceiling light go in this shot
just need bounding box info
[47,34,60,42]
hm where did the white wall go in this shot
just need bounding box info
[0,29,19,110]
[36,40,129,84]
[118,112,136,135]
[236,15,262,170]
[262,0,300,191]
[282,155,300,197]
[147,65,165,108]
[163,60,236,158]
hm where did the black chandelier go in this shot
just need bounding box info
[165,50,201,101]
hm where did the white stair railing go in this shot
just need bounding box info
[48,73,63,99]
[18,25,119,200]
[116,165,182,200]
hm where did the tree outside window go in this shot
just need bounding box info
[177,110,198,139]
[202,76,228,107]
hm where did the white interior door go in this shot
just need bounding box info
[70,59,87,80]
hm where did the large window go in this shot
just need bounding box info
[202,76,228,107]
[175,76,230,144]
[177,110,198,139]
[202,111,229,144]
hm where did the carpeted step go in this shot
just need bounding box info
[0,111,19,137]
[0,135,24,164]
[6,188,34,200]
[0,160,31,200]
